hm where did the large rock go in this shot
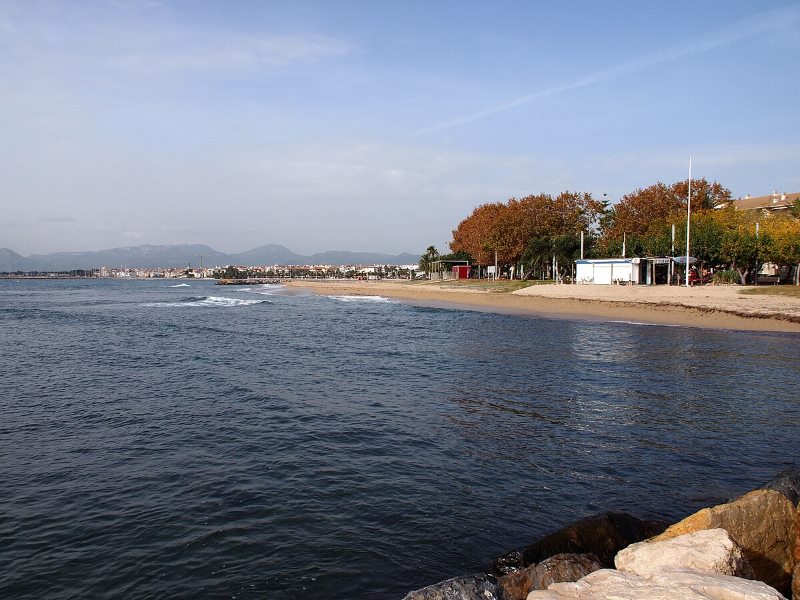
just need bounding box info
[498,566,537,600]
[616,528,753,578]
[402,574,502,600]
[792,562,799,600]
[650,489,796,595]
[529,553,604,591]
[760,468,800,507]
[525,568,787,600]
[521,512,667,567]
[498,554,603,600]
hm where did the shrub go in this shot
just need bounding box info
[712,269,739,285]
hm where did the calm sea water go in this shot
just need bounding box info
[1,279,798,599]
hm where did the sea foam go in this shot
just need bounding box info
[144,296,270,308]
[326,295,391,304]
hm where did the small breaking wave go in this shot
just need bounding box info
[326,295,392,304]
[253,285,285,296]
[143,296,270,308]
[169,283,191,288]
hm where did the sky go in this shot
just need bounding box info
[1,0,799,256]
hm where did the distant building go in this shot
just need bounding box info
[729,191,800,213]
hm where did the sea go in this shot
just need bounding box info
[1,278,798,599]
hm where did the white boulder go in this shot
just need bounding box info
[525,567,787,599]
[615,528,754,578]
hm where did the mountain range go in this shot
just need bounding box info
[0,244,421,272]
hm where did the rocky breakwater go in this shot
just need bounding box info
[401,469,800,600]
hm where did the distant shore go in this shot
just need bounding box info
[285,279,800,333]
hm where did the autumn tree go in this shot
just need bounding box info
[600,179,732,253]
[762,215,800,285]
[715,207,767,285]
[450,202,507,266]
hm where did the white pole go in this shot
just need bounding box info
[580,230,584,260]
[494,250,498,281]
[622,233,626,258]
[685,157,692,287]
[670,223,675,285]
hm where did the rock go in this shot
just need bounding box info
[760,468,800,507]
[795,503,800,565]
[525,568,787,600]
[498,566,537,600]
[491,549,525,575]
[521,512,667,567]
[615,528,754,579]
[792,562,799,600]
[498,554,603,600]
[650,489,796,595]
[402,574,502,600]
[529,553,603,591]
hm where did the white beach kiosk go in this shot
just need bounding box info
[575,258,641,285]
[576,257,684,285]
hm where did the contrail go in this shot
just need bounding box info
[403,3,800,139]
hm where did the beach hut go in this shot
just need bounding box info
[575,258,641,285]
[451,265,471,279]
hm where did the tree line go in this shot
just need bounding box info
[422,180,800,284]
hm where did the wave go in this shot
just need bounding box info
[168,283,192,288]
[253,284,285,296]
[143,296,271,308]
[326,295,392,304]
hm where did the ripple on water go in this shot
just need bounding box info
[1,279,799,598]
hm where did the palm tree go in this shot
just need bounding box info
[419,245,439,278]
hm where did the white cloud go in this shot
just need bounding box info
[107,33,353,75]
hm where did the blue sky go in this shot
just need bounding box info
[1,0,799,255]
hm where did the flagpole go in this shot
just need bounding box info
[685,157,692,287]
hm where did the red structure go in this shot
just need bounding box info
[452,265,471,279]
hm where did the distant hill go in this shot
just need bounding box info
[230,244,306,266]
[308,250,419,265]
[0,248,30,272]
[0,244,421,271]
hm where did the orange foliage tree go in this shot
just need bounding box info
[450,191,604,272]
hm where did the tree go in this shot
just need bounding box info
[600,179,732,253]
[762,215,800,285]
[450,202,507,265]
[715,208,768,285]
[419,245,439,277]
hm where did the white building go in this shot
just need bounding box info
[576,258,641,285]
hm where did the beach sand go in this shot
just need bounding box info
[284,279,800,332]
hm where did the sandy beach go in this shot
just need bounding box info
[284,279,800,332]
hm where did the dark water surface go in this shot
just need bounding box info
[1,279,798,599]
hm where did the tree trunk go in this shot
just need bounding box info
[736,266,748,286]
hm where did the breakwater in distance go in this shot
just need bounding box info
[1,278,799,599]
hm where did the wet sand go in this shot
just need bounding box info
[285,279,800,333]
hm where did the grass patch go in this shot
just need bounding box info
[739,286,800,298]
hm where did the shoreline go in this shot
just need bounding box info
[284,280,800,333]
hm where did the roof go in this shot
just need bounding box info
[733,191,800,211]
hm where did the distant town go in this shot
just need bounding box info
[0,263,424,280]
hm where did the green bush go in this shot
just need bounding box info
[712,269,739,285]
